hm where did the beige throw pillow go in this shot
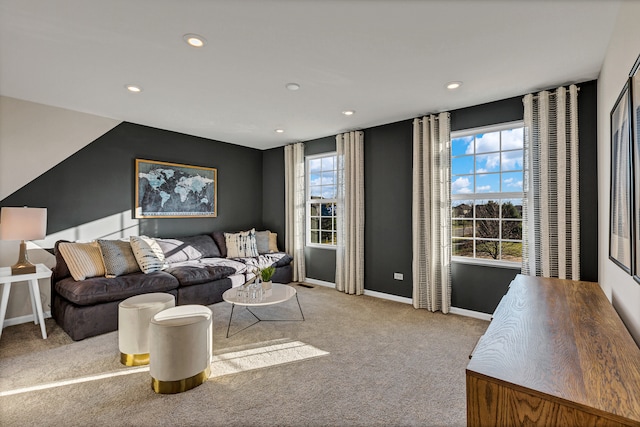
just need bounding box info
[268,232,279,253]
[58,242,106,281]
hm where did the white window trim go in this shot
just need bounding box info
[451,121,525,267]
[306,152,338,250]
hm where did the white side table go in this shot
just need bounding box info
[0,263,52,339]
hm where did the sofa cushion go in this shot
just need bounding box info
[58,242,106,281]
[130,236,167,273]
[55,271,179,306]
[225,229,259,258]
[155,234,220,263]
[165,265,237,287]
[97,239,140,278]
[53,240,72,281]
[211,231,227,258]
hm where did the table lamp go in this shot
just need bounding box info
[0,207,47,275]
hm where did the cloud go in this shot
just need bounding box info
[452,177,472,194]
[503,178,514,184]
[473,132,500,154]
[502,151,523,171]
[506,180,523,189]
[502,128,524,150]
[477,185,492,191]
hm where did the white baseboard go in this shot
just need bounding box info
[3,311,52,328]
[363,289,413,305]
[302,278,335,288]
[449,307,492,321]
[303,277,491,321]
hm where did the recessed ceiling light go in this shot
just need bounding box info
[125,84,142,93]
[275,129,285,133]
[285,83,300,91]
[446,81,463,90]
[342,110,355,116]
[183,34,206,48]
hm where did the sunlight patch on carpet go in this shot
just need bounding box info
[0,340,328,396]
[0,366,150,397]
[210,340,329,378]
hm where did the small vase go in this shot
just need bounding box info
[261,280,272,291]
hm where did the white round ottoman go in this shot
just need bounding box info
[118,293,175,366]
[149,305,212,394]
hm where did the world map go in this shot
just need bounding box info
[137,161,216,217]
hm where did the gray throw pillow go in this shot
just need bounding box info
[97,239,141,278]
[255,230,271,254]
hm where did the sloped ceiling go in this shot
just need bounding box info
[0,0,621,150]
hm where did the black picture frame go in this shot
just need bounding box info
[609,80,633,274]
[135,158,217,218]
[630,54,640,282]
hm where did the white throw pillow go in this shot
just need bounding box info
[130,236,167,273]
[225,229,259,258]
[58,242,106,281]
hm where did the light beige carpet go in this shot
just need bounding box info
[0,284,488,427]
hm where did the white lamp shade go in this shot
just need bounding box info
[0,207,47,241]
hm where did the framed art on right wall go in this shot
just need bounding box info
[630,54,640,282]
[610,79,633,274]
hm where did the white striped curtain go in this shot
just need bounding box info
[412,113,451,312]
[522,85,580,280]
[335,131,365,295]
[284,142,306,282]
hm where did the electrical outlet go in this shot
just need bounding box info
[393,272,403,280]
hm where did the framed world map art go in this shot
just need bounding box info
[135,159,217,218]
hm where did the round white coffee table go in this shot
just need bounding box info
[222,283,304,337]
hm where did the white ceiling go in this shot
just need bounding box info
[0,0,621,150]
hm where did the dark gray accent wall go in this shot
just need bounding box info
[364,120,414,297]
[1,122,264,238]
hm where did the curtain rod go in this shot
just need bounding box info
[530,86,580,99]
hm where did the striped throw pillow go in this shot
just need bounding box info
[130,236,167,273]
[225,229,259,258]
[58,242,106,281]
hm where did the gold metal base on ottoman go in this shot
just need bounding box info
[151,366,210,394]
[120,352,150,366]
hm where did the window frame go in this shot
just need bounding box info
[305,152,338,250]
[451,120,525,268]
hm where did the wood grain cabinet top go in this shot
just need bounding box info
[466,274,640,427]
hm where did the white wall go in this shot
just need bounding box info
[0,96,120,200]
[0,97,120,325]
[598,1,640,345]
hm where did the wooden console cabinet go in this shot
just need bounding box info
[466,274,640,427]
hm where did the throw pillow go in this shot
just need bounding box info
[211,231,227,258]
[268,232,279,253]
[154,235,220,264]
[58,242,106,281]
[255,230,271,254]
[130,236,167,273]
[225,229,259,258]
[97,239,141,278]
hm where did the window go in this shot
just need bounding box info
[306,153,338,247]
[451,122,524,266]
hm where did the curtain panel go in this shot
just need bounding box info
[284,142,306,282]
[335,131,365,295]
[412,113,451,312]
[522,85,580,280]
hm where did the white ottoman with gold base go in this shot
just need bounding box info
[118,293,175,366]
[149,305,212,394]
